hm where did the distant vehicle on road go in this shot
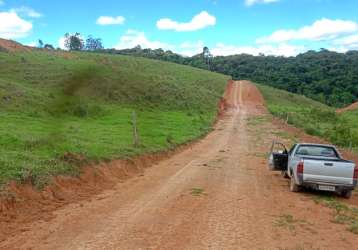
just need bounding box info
[269,142,357,199]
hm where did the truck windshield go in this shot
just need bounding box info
[295,145,338,158]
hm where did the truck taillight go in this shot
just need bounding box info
[354,166,358,180]
[297,161,304,174]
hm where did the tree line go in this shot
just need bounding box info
[37,33,103,51]
[35,33,358,108]
[102,46,358,108]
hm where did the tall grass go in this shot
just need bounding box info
[257,84,358,149]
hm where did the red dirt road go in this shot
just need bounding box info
[337,101,358,113]
[1,81,357,249]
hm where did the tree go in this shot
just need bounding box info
[38,39,44,48]
[202,46,213,70]
[64,33,84,51]
[44,44,55,50]
[85,35,104,51]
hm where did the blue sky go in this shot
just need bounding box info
[1,0,358,56]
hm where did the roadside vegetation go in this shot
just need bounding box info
[0,49,229,187]
[274,214,311,232]
[314,195,358,234]
[257,84,358,150]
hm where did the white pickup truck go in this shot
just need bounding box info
[269,142,357,198]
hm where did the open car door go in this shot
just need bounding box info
[268,141,288,171]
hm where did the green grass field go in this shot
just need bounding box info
[257,84,358,150]
[0,50,229,187]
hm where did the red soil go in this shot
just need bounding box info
[337,101,358,113]
[0,39,31,52]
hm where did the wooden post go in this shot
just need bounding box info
[132,111,139,147]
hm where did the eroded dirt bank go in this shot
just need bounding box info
[1,81,358,249]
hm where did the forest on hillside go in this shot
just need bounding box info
[102,47,358,108]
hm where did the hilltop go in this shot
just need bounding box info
[0,38,31,52]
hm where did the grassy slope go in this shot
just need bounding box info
[0,50,229,186]
[256,84,358,149]
[340,109,358,138]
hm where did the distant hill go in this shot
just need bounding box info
[103,47,358,108]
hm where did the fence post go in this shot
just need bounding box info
[132,111,139,147]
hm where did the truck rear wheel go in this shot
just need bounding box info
[289,177,300,192]
[341,190,352,199]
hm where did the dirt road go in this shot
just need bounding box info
[2,81,357,249]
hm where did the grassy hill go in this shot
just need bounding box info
[0,48,229,187]
[257,84,358,150]
[104,46,358,108]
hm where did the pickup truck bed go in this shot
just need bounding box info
[302,157,355,186]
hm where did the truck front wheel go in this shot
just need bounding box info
[290,177,300,192]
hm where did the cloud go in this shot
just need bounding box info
[11,6,43,18]
[334,34,358,46]
[257,18,358,43]
[114,30,173,50]
[96,16,125,25]
[0,11,32,39]
[211,43,305,57]
[331,34,358,52]
[179,40,205,56]
[114,31,206,56]
[245,0,280,6]
[156,11,216,32]
[58,36,66,50]
[26,41,37,47]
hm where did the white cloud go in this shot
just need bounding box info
[331,34,358,52]
[11,6,43,18]
[245,0,280,6]
[114,30,173,50]
[113,31,207,56]
[211,43,305,57]
[0,11,32,39]
[26,41,37,47]
[96,16,125,25]
[179,40,205,56]
[58,36,66,50]
[257,18,358,43]
[334,34,358,46]
[156,11,216,32]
